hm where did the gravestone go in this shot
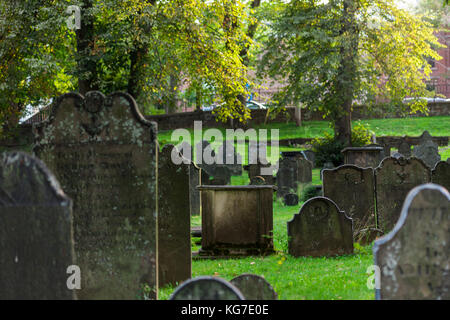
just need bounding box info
[276,156,298,199]
[431,161,450,191]
[245,163,274,185]
[230,274,277,300]
[412,131,441,169]
[33,91,158,299]
[0,152,75,299]
[375,157,431,233]
[158,144,191,287]
[323,165,376,236]
[189,162,202,216]
[287,197,353,257]
[301,150,316,168]
[320,161,335,180]
[283,193,299,206]
[397,140,411,158]
[297,157,313,183]
[249,176,266,185]
[170,276,245,300]
[373,184,450,299]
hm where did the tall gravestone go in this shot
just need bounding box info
[432,161,450,191]
[0,152,75,299]
[297,157,313,183]
[33,91,158,299]
[287,197,353,257]
[373,184,450,299]
[170,276,245,300]
[276,156,298,199]
[230,274,277,300]
[158,144,191,287]
[375,157,431,233]
[323,165,376,236]
[412,131,441,169]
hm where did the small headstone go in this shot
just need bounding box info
[323,165,376,236]
[375,157,431,233]
[373,184,450,299]
[287,197,353,257]
[276,156,298,198]
[158,144,191,287]
[297,158,313,183]
[170,276,245,300]
[250,176,266,185]
[230,274,277,300]
[431,161,450,191]
[283,193,299,206]
[245,163,274,185]
[33,91,158,299]
[412,131,441,169]
[0,152,75,299]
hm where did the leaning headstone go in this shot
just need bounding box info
[373,184,450,299]
[158,144,191,287]
[283,193,299,206]
[33,91,158,299]
[412,131,441,169]
[230,274,277,300]
[323,165,376,236]
[375,157,431,233]
[170,276,245,300]
[287,197,353,257]
[431,161,450,191]
[0,152,75,300]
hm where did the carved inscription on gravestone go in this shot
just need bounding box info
[375,157,431,233]
[373,184,449,299]
[33,91,158,299]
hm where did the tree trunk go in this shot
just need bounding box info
[76,0,98,95]
[334,0,359,146]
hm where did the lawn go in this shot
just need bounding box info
[157,117,449,300]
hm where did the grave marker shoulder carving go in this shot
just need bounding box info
[0,152,75,300]
[373,184,450,299]
[33,91,158,299]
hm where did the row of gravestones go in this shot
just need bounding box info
[322,157,450,241]
[286,183,449,299]
[0,92,190,299]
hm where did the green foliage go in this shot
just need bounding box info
[311,132,345,167]
[300,185,321,202]
[351,122,373,147]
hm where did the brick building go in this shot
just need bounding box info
[427,31,450,97]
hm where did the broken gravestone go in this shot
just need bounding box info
[0,152,75,299]
[170,276,245,300]
[373,183,450,299]
[287,197,353,257]
[412,131,441,169]
[33,91,158,299]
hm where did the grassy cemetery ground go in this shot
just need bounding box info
[157,116,450,300]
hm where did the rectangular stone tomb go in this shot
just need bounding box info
[197,185,275,257]
[33,91,158,299]
[341,145,384,168]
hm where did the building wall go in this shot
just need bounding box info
[428,31,450,97]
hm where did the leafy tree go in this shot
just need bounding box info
[258,0,443,146]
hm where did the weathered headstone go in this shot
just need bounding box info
[283,193,299,206]
[230,274,277,300]
[375,157,431,233]
[0,152,75,299]
[323,165,376,236]
[158,144,191,287]
[397,140,412,158]
[373,184,450,299]
[170,276,245,300]
[249,176,266,185]
[287,197,353,257]
[33,91,158,299]
[297,157,313,183]
[320,161,335,180]
[431,161,450,191]
[276,156,298,198]
[412,131,441,169]
[301,150,316,168]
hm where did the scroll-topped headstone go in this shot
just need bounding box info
[287,197,353,257]
[230,274,277,300]
[375,157,431,233]
[323,165,376,236]
[33,91,158,299]
[412,131,441,169]
[432,161,450,191]
[158,144,191,287]
[0,152,75,299]
[170,276,245,300]
[373,184,450,300]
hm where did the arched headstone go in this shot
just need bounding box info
[170,276,245,300]
[230,274,277,300]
